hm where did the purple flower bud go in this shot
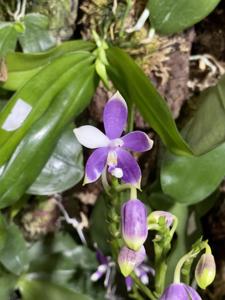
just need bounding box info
[148,210,175,227]
[121,199,148,251]
[195,253,216,289]
[118,246,146,277]
[160,283,202,300]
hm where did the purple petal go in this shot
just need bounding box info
[118,246,146,277]
[103,91,128,139]
[96,249,108,265]
[122,199,148,251]
[125,276,133,291]
[122,131,153,152]
[116,148,141,188]
[160,283,202,300]
[185,285,202,300]
[84,148,108,184]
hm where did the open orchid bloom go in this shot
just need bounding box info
[74,91,153,188]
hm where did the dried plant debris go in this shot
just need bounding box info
[21,198,60,240]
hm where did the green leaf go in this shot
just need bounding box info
[161,142,225,204]
[0,66,97,208]
[26,233,100,297]
[161,75,225,204]
[0,215,6,251]
[0,266,17,299]
[147,0,221,34]
[183,74,225,155]
[0,222,28,275]
[28,232,97,280]
[0,52,93,165]
[18,279,92,300]
[0,23,19,57]
[107,47,192,156]
[28,125,83,195]
[19,13,56,53]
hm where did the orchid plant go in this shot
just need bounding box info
[74,92,216,300]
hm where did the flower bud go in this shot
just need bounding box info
[195,253,216,289]
[160,283,202,300]
[148,210,175,227]
[118,246,146,277]
[121,199,148,251]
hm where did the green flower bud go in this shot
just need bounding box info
[148,210,175,227]
[195,253,216,289]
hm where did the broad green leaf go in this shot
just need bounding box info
[19,13,56,53]
[2,40,95,92]
[147,0,221,34]
[0,214,6,251]
[28,232,76,260]
[161,75,225,204]
[107,47,192,156]
[0,266,17,299]
[0,23,20,57]
[161,142,225,204]
[28,232,97,283]
[18,279,92,300]
[0,222,28,275]
[28,125,83,195]
[0,53,93,164]
[0,66,97,208]
[183,74,225,155]
[26,233,100,298]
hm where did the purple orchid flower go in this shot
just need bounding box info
[125,264,155,292]
[90,249,115,287]
[160,283,202,300]
[74,91,153,188]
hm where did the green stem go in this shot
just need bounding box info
[154,242,167,296]
[131,273,157,300]
[101,166,111,196]
[130,186,137,199]
[174,253,189,283]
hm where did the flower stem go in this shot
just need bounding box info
[130,186,137,199]
[131,273,157,300]
[174,253,189,283]
[174,241,210,284]
[154,241,168,296]
[102,166,111,196]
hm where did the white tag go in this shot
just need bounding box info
[2,99,32,131]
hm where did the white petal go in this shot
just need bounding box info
[73,125,110,149]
